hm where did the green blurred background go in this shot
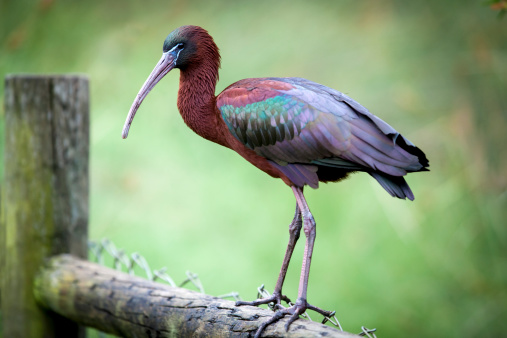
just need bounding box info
[1,0,506,337]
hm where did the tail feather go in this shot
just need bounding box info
[369,172,415,201]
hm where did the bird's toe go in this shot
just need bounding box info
[235,291,291,308]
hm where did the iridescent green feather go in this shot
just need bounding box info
[220,95,313,149]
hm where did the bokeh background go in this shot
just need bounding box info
[1,0,506,337]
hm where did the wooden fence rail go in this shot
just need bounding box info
[1,75,356,337]
[34,254,354,337]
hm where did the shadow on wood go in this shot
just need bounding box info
[34,254,357,337]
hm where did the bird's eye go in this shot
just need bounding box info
[177,43,184,49]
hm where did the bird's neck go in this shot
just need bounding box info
[177,63,226,146]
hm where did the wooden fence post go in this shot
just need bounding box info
[1,75,89,337]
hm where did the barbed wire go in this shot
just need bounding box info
[88,238,377,336]
[88,239,210,294]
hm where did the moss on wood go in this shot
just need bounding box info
[1,75,89,337]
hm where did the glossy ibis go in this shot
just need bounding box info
[122,25,429,336]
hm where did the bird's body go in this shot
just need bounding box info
[122,25,429,336]
[217,77,427,198]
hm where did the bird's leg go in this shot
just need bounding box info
[284,186,334,327]
[272,203,302,304]
[251,186,334,337]
[236,204,302,308]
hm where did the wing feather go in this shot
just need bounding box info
[218,77,428,191]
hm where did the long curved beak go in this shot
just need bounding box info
[122,51,177,139]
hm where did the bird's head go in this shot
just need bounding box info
[122,25,219,139]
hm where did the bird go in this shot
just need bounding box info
[122,25,429,337]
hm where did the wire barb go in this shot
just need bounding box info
[153,267,177,287]
[131,252,153,280]
[217,292,242,301]
[358,326,377,337]
[179,271,205,293]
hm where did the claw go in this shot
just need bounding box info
[274,303,285,311]
[254,311,285,338]
[284,311,302,332]
[321,310,336,324]
[307,303,335,317]
[235,291,291,308]
[248,297,332,337]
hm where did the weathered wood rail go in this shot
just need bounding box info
[1,75,357,337]
[34,254,355,337]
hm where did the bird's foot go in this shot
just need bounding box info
[235,290,291,310]
[242,297,335,338]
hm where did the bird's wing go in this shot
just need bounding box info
[217,77,427,187]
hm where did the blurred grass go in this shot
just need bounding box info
[1,0,506,337]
